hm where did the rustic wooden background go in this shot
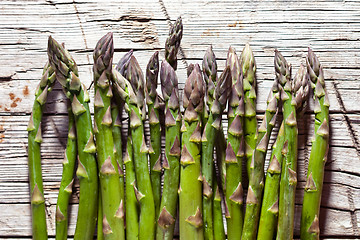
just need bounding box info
[1,0,359,239]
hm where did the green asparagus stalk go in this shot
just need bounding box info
[201,46,232,240]
[55,104,77,240]
[242,79,280,240]
[111,99,125,209]
[275,50,295,240]
[275,50,304,240]
[27,62,56,240]
[146,51,162,218]
[165,16,183,70]
[156,60,181,240]
[241,44,257,178]
[213,180,225,240]
[225,46,245,239]
[257,122,285,240]
[127,56,156,240]
[124,131,139,240]
[301,48,330,239]
[48,36,98,240]
[201,46,217,240]
[112,55,156,240]
[179,64,205,240]
[93,33,124,240]
[97,74,123,240]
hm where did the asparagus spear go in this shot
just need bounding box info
[48,37,98,240]
[146,51,162,217]
[301,48,329,239]
[165,16,183,70]
[56,105,77,240]
[275,50,310,240]
[257,122,285,240]
[156,60,181,240]
[179,64,205,240]
[27,62,55,240]
[241,44,257,178]
[113,56,156,240]
[93,33,124,240]
[213,180,225,240]
[225,46,245,239]
[201,46,217,240]
[274,50,296,240]
[201,46,232,240]
[242,79,279,240]
[124,131,139,240]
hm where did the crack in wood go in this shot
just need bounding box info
[347,188,360,235]
[0,76,13,82]
[49,117,67,149]
[332,81,360,158]
[1,27,52,34]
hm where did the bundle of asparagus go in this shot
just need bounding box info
[27,18,331,240]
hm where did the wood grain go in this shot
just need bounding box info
[0,0,359,238]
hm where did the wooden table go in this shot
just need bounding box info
[0,0,359,238]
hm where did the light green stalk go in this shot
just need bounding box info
[201,46,231,240]
[225,47,244,240]
[156,60,181,240]
[241,44,257,178]
[213,180,225,240]
[257,122,285,240]
[113,51,138,240]
[48,36,98,240]
[56,105,77,240]
[275,50,297,240]
[179,64,205,240]
[27,62,56,240]
[242,80,279,240]
[111,99,125,223]
[146,51,162,218]
[301,48,329,240]
[124,132,139,240]
[93,32,124,240]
